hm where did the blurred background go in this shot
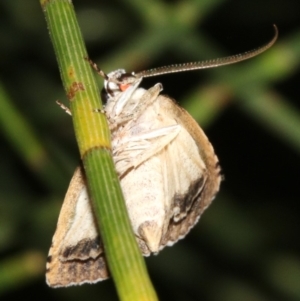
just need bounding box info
[1,0,300,300]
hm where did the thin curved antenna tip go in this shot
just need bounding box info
[272,24,279,39]
[135,25,278,78]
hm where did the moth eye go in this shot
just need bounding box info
[119,83,131,91]
[101,88,109,103]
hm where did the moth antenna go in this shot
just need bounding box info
[85,57,108,80]
[135,25,278,78]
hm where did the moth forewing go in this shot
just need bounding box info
[108,85,221,254]
[151,95,221,249]
[46,167,109,287]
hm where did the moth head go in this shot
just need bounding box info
[102,69,142,103]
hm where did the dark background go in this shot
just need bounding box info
[1,0,300,300]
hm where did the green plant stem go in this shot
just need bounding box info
[40,1,158,300]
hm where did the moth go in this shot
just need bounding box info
[46,26,278,287]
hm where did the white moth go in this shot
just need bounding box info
[46,26,278,287]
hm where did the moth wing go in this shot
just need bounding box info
[46,167,109,287]
[158,95,221,248]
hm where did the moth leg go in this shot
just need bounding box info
[93,108,106,114]
[56,101,72,115]
[132,84,162,121]
[85,57,107,80]
[114,124,181,176]
[110,84,162,130]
